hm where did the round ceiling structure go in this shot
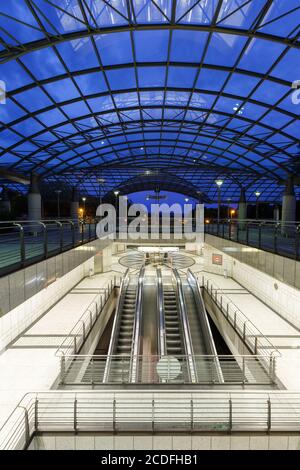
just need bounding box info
[0,0,300,202]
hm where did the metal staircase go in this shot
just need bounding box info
[163,285,184,356]
[116,286,137,355]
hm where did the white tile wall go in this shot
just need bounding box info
[0,258,94,352]
[232,259,300,329]
[31,433,300,450]
[204,242,300,330]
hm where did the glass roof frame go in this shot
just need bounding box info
[0,0,300,202]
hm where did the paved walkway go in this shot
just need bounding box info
[197,271,300,390]
[0,271,115,428]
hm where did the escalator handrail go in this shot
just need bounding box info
[157,268,167,357]
[129,265,145,383]
[172,268,198,383]
[187,269,224,383]
[103,268,130,383]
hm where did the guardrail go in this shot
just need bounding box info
[2,390,300,449]
[172,269,197,383]
[198,275,280,368]
[0,219,98,276]
[56,276,121,361]
[103,269,130,383]
[58,354,276,386]
[130,266,145,383]
[205,219,300,260]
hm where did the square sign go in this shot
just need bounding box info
[212,253,223,265]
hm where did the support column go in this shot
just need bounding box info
[0,187,11,216]
[70,187,79,220]
[238,188,247,229]
[27,173,41,221]
[281,176,296,235]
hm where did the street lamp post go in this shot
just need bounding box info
[255,191,261,219]
[215,179,223,225]
[82,197,86,219]
[114,190,119,209]
[55,190,62,218]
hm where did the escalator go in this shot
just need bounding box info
[184,269,224,383]
[103,267,144,383]
[164,283,185,356]
[156,269,196,382]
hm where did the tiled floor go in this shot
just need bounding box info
[0,270,115,427]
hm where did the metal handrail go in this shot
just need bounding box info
[3,389,300,449]
[157,268,166,357]
[59,353,277,386]
[187,269,224,383]
[57,278,117,358]
[198,274,280,361]
[130,266,145,383]
[102,269,130,383]
[172,269,197,383]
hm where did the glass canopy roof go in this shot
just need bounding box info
[0,0,300,202]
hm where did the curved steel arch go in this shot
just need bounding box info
[6,63,293,98]
[102,171,211,202]
[1,24,300,64]
[1,0,299,201]
[43,141,279,181]
[5,84,297,132]
[5,106,296,178]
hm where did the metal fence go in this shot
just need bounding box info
[205,219,300,260]
[56,276,122,359]
[2,390,300,450]
[58,354,276,386]
[0,219,97,276]
[199,275,280,365]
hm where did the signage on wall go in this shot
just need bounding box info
[212,253,223,265]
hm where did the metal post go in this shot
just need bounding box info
[74,397,77,433]
[152,399,155,432]
[91,357,95,385]
[74,336,77,354]
[295,225,300,260]
[34,399,39,432]
[229,398,233,432]
[81,221,84,244]
[20,226,25,266]
[243,322,247,342]
[113,398,116,432]
[89,223,91,241]
[274,223,278,254]
[14,223,25,267]
[70,221,75,247]
[60,355,66,384]
[267,398,271,432]
[258,223,262,249]
[42,223,47,259]
[254,336,258,355]
[246,221,249,245]
[242,357,245,384]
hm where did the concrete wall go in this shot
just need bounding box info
[205,233,300,290]
[0,239,114,352]
[0,238,112,319]
[0,258,94,352]
[204,240,300,331]
[29,432,300,450]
